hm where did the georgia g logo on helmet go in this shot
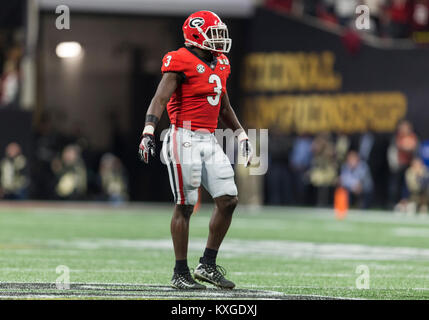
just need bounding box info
[189,17,205,28]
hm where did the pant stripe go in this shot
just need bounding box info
[168,128,182,204]
[164,130,178,202]
[172,128,186,205]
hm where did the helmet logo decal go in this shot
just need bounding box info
[196,64,206,73]
[189,17,205,28]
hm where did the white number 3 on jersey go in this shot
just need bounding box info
[207,74,222,106]
[164,55,172,67]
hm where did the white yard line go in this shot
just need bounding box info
[0,268,156,273]
[22,238,429,261]
[0,282,290,299]
[393,227,429,238]
[1,267,428,279]
[233,272,429,279]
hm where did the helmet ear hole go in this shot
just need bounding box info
[193,34,199,40]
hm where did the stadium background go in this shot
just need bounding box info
[1,0,428,208]
[1,0,429,300]
[2,0,429,209]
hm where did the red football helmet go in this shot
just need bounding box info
[183,11,232,54]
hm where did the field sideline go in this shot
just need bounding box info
[0,203,429,300]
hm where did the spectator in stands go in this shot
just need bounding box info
[383,0,413,38]
[0,45,21,107]
[309,132,338,206]
[317,0,339,25]
[265,0,295,13]
[340,150,373,209]
[51,144,87,200]
[302,0,320,16]
[335,132,351,165]
[99,153,128,205]
[359,131,375,163]
[359,130,389,208]
[420,139,429,168]
[401,157,429,214]
[388,119,419,208]
[32,114,64,199]
[411,0,429,31]
[0,142,28,199]
[290,133,313,204]
[395,119,419,166]
[265,0,423,41]
[332,0,359,26]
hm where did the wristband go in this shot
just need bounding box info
[145,114,159,126]
[143,124,155,135]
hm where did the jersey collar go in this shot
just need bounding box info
[185,47,218,70]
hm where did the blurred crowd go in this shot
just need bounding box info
[0,118,129,204]
[0,142,28,200]
[265,0,429,39]
[2,118,428,213]
[47,145,128,204]
[266,120,429,214]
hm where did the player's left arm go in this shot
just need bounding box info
[219,91,253,167]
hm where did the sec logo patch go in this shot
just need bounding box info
[196,64,205,74]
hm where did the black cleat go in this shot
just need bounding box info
[171,272,206,290]
[193,263,235,289]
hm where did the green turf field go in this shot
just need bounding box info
[0,204,429,299]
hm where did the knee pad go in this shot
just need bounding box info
[190,163,202,188]
[182,163,201,205]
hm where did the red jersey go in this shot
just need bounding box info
[161,47,231,132]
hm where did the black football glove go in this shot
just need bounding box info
[239,138,253,168]
[138,133,156,163]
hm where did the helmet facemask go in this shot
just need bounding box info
[196,23,232,53]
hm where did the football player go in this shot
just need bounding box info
[139,11,253,289]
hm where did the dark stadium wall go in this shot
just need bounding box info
[0,1,26,28]
[0,110,33,155]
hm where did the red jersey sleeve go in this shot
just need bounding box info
[161,51,186,74]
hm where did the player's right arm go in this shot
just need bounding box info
[138,72,181,163]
